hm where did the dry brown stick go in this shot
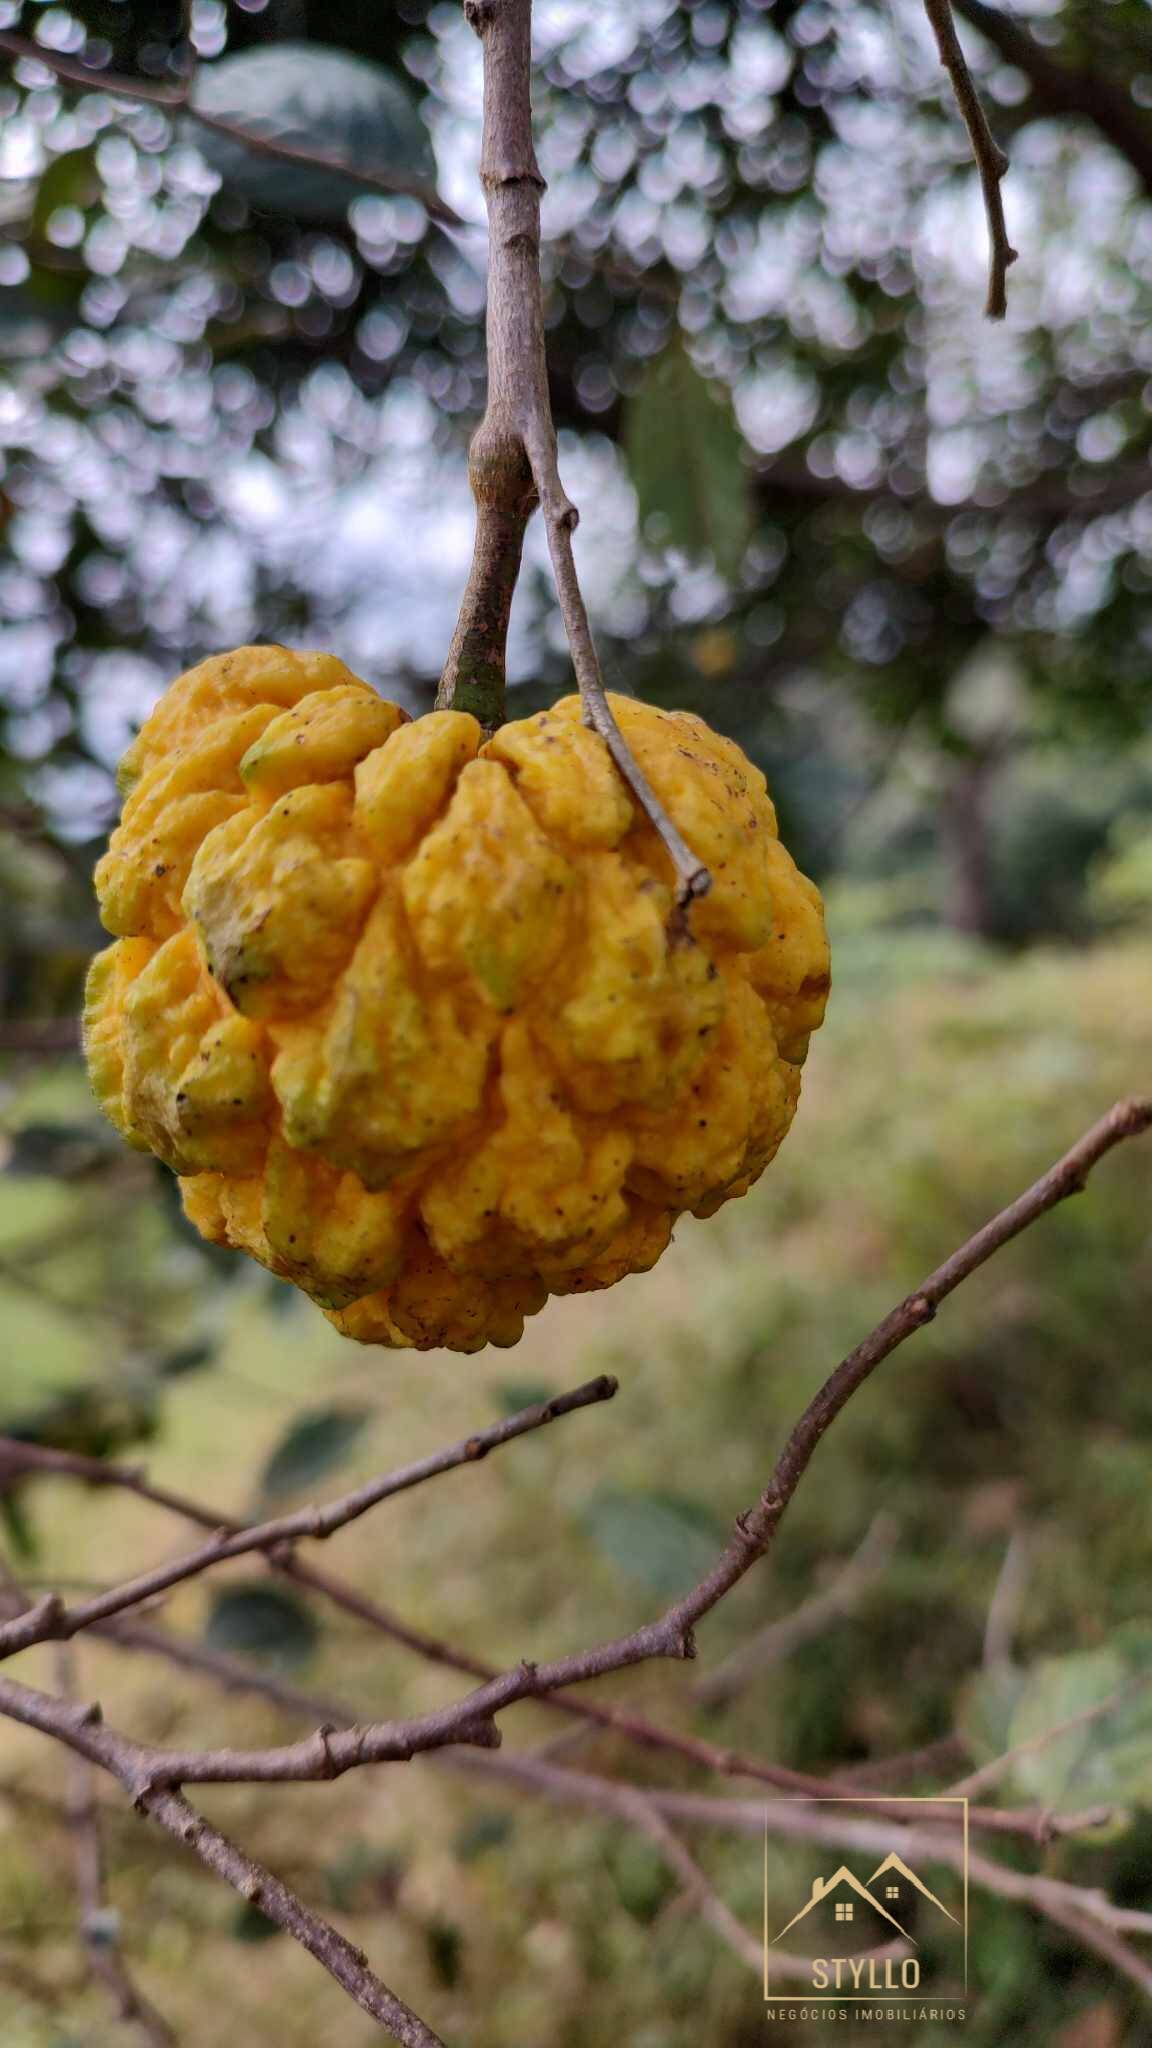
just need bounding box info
[446,1749,1151,1990]
[142,1789,447,2046]
[0,1675,447,2044]
[54,1644,176,2048]
[0,30,461,225]
[75,1607,1111,1846]
[923,0,1017,317]
[438,0,710,909]
[694,1511,898,1709]
[0,1374,616,1660]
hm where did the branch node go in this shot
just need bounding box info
[313,1724,339,1778]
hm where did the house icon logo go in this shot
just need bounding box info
[763,1798,969,2017]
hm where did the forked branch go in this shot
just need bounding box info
[437,0,710,910]
[923,0,1017,317]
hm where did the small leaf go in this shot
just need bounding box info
[0,1490,38,1563]
[956,1661,1028,1767]
[205,1583,319,1670]
[581,1488,726,1598]
[424,1917,464,1989]
[1006,1645,1152,1810]
[231,1899,283,1943]
[492,1381,554,1417]
[609,1838,676,1922]
[153,1339,219,1381]
[624,337,750,578]
[323,1842,405,1912]
[0,1121,119,1178]
[454,1810,514,1862]
[258,1406,372,1504]
[31,146,100,239]
[190,44,440,221]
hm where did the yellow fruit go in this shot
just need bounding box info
[85,646,830,1353]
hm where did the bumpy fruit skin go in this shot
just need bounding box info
[84,646,829,1352]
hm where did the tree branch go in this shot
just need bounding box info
[438,0,710,909]
[693,1511,898,1710]
[54,1644,176,2048]
[0,31,461,226]
[951,0,1152,200]
[0,1375,616,1659]
[923,0,1017,317]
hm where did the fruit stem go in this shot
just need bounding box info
[439,0,710,910]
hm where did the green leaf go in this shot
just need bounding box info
[0,1121,119,1178]
[153,1339,219,1381]
[205,1583,319,1670]
[624,337,750,578]
[492,1381,554,1417]
[231,1899,283,1943]
[956,1661,1028,1767]
[454,1810,514,1862]
[0,1490,38,1564]
[258,1406,372,1504]
[31,146,100,239]
[609,1838,676,1922]
[322,1842,405,1913]
[189,44,439,221]
[1005,1646,1152,1810]
[580,1488,726,1598]
[424,1917,464,1989]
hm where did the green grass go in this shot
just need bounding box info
[0,925,1149,2044]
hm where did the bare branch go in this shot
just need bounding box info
[923,0,1017,317]
[951,0,1152,201]
[694,1511,898,1709]
[0,31,461,226]
[55,1645,176,2048]
[0,1374,616,1659]
[0,1667,448,2044]
[142,1790,448,2046]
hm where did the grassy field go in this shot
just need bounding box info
[0,918,1149,2046]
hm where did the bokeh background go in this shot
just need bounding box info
[0,1,1150,2042]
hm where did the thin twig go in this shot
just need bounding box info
[54,1644,175,2048]
[142,1789,448,2046]
[694,1512,898,1709]
[0,1375,617,1659]
[923,0,1017,316]
[982,1523,1030,1669]
[65,1603,1109,1846]
[0,31,461,225]
[439,0,710,908]
[446,1749,1150,1977]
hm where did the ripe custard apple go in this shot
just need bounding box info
[85,646,829,1352]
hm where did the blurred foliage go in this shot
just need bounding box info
[0,929,1149,2041]
[0,3,1150,2042]
[0,0,1149,926]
